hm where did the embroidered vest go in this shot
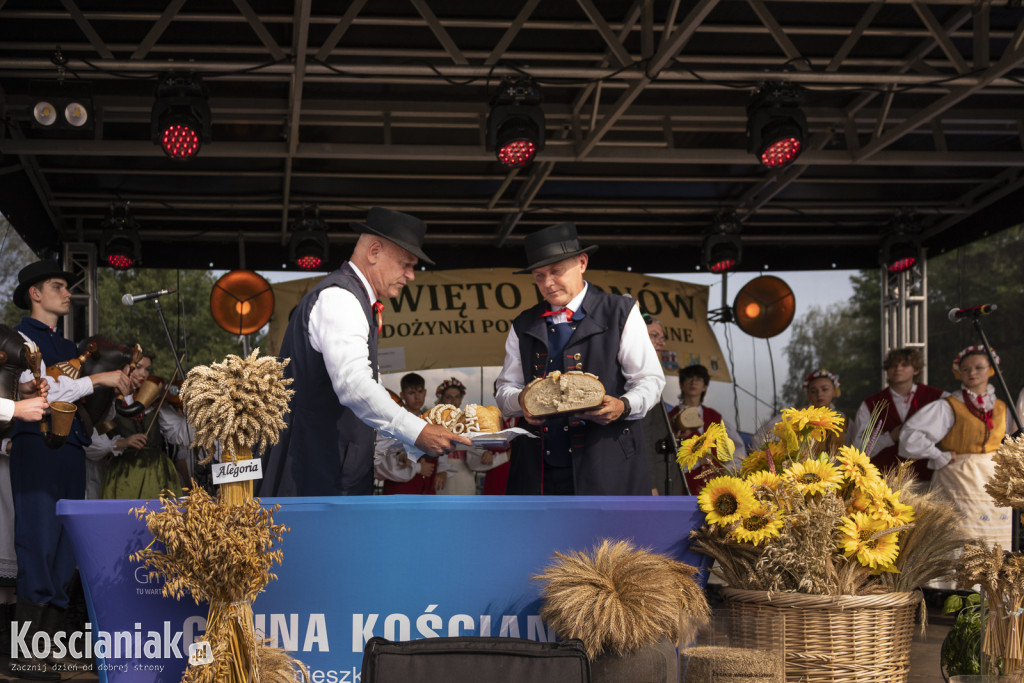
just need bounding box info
[938,397,1006,455]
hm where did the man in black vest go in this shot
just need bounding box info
[495,222,666,495]
[260,208,471,496]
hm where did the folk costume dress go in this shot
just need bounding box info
[901,385,1013,548]
[100,397,183,500]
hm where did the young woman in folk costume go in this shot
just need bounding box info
[901,346,1015,548]
[801,368,849,453]
[433,377,479,495]
[668,364,746,494]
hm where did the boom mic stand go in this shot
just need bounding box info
[968,312,1023,551]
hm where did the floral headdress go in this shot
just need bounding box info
[435,377,466,400]
[802,369,841,397]
[952,344,999,378]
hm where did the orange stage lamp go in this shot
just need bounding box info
[210,270,275,335]
[733,275,795,339]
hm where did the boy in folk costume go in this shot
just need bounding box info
[901,346,1014,548]
[668,363,746,494]
[852,347,947,482]
[374,373,449,494]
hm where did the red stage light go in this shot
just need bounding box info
[709,258,737,274]
[106,252,133,270]
[160,123,201,160]
[760,137,802,168]
[296,254,323,271]
[888,256,916,273]
[498,139,536,168]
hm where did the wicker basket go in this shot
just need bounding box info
[722,587,922,683]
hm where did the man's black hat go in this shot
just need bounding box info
[515,222,598,274]
[350,207,435,265]
[13,260,76,310]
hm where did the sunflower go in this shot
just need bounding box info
[837,512,900,569]
[845,483,877,515]
[699,475,758,527]
[739,440,788,476]
[780,406,845,442]
[869,483,915,525]
[836,446,882,488]
[731,504,784,546]
[676,422,735,471]
[746,470,783,500]
[786,456,843,496]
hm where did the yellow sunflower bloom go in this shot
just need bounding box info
[699,475,758,527]
[676,422,735,471]
[846,484,877,515]
[785,456,843,496]
[780,406,845,442]
[740,441,788,476]
[747,470,783,499]
[837,512,900,569]
[836,446,882,487]
[731,505,784,546]
[870,483,915,525]
[771,418,801,455]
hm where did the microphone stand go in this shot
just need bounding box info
[149,296,202,484]
[969,313,1024,551]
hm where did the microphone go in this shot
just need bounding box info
[948,304,997,322]
[121,288,177,306]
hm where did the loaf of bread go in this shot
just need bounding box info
[521,370,605,417]
[424,403,503,434]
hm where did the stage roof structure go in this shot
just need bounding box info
[0,0,1022,273]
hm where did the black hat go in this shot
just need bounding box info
[13,260,76,310]
[515,222,598,274]
[349,207,435,265]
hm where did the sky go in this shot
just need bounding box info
[256,267,860,434]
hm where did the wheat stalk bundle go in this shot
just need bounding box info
[534,539,710,658]
[132,350,306,683]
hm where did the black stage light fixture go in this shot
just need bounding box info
[486,78,545,169]
[702,215,742,274]
[29,80,94,135]
[746,83,807,169]
[151,73,211,161]
[289,206,329,271]
[880,212,921,274]
[101,202,142,270]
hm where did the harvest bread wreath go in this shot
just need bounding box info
[522,370,605,416]
[424,403,504,434]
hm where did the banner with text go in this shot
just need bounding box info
[58,497,707,683]
[266,269,728,380]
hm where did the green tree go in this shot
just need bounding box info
[1,216,40,327]
[924,225,1023,410]
[96,269,264,380]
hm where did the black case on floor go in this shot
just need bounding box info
[361,636,592,683]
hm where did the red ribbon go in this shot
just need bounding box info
[541,307,574,322]
[962,389,994,432]
[372,301,384,335]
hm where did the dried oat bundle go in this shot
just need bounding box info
[131,484,308,683]
[179,349,294,462]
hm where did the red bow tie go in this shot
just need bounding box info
[372,301,384,334]
[541,307,574,322]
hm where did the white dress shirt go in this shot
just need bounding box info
[852,384,951,456]
[901,384,1013,470]
[495,283,666,419]
[307,262,427,449]
[0,399,12,425]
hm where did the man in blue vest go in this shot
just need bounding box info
[10,260,130,680]
[260,208,472,497]
[495,222,665,495]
